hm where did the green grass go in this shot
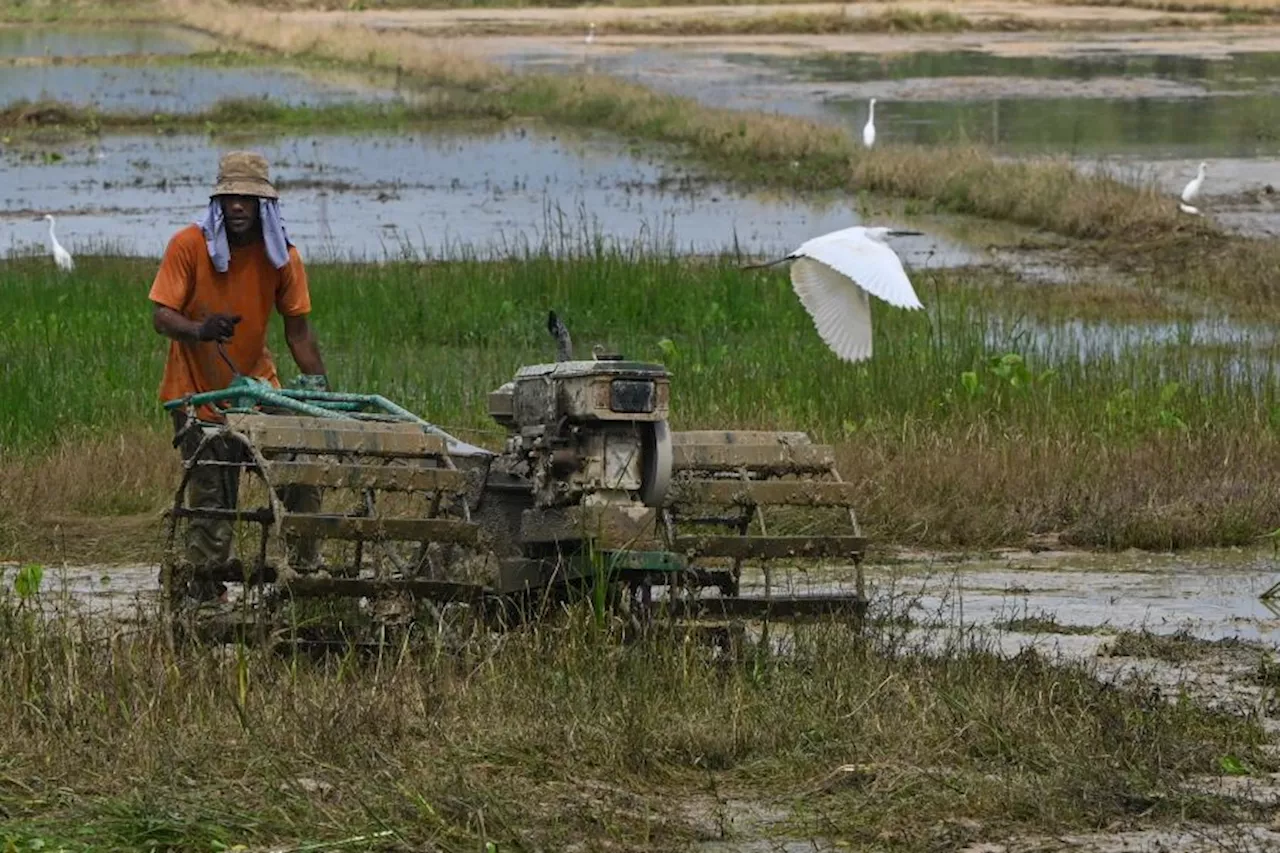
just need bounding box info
[0,592,1271,852]
[3,248,1278,452]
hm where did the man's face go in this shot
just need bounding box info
[220,195,260,238]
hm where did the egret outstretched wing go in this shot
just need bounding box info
[790,257,876,362]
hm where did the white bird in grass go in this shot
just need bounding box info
[862,98,877,149]
[742,226,924,363]
[585,23,596,45]
[43,214,74,272]
[1180,161,1207,216]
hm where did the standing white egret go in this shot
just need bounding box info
[585,23,596,45]
[43,214,74,272]
[1179,161,1207,216]
[862,98,877,149]
[742,226,924,363]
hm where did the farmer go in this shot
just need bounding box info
[149,150,328,601]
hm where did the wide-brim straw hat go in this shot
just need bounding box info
[211,151,279,200]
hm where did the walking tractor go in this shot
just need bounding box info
[160,317,870,644]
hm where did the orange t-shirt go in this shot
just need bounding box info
[149,224,311,418]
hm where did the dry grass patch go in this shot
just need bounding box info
[839,426,1280,551]
[0,601,1271,852]
[172,0,500,88]
[0,429,177,564]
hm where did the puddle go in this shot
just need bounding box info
[0,25,215,59]
[0,562,155,620]
[743,547,1280,645]
[0,128,979,263]
[0,64,400,114]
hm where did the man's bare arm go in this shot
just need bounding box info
[283,314,327,377]
[153,303,239,343]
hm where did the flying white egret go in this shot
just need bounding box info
[43,214,74,272]
[1179,161,1207,216]
[862,98,877,149]
[585,23,596,45]
[743,226,924,363]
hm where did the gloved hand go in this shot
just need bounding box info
[197,313,241,343]
[291,374,330,392]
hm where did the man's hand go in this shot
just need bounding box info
[291,374,330,392]
[198,313,241,343]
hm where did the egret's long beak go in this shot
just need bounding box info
[887,230,924,237]
[739,255,793,271]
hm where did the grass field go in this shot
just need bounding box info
[4,246,1280,561]
[0,593,1272,852]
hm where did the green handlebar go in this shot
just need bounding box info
[162,377,494,457]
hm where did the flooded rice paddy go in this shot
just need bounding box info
[0,129,976,262]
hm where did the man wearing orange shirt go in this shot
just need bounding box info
[150,151,328,601]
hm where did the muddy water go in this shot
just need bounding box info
[740,547,1280,644]
[22,546,1280,645]
[0,25,214,59]
[0,129,979,263]
[1,562,156,619]
[0,64,400,113]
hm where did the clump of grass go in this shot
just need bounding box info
[1104,629,1247,663]
[0,98,91,128]
[451,8,1221,38]
[0,95,512,136]
[0,595,1270,851]
[437,9,980,37]
[998,613,1102,635]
